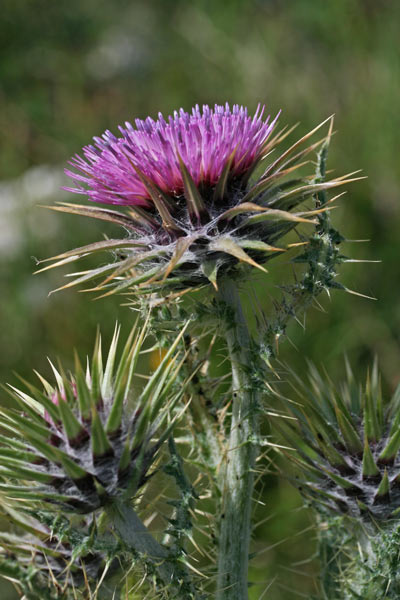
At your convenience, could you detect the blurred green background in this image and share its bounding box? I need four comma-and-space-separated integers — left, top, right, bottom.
1, 0, 399, 598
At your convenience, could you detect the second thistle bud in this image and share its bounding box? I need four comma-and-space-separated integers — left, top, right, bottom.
277, 361, 400, 521
0, 322, 186, 513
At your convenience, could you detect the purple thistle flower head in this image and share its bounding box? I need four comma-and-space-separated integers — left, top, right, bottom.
65, 103, 279, 208
48, 105, 353, 296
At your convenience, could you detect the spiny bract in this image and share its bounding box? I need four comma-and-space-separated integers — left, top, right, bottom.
278, 361, 400, 521
40, 103, 360, 298
0, 322, 186, 513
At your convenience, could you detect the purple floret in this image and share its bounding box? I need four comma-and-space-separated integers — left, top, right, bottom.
65, 103, 279, 207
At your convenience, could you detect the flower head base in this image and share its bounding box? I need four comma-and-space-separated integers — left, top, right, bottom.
43, 104, 360, 297
0, 323, 186, 513
278, 362, 400, 522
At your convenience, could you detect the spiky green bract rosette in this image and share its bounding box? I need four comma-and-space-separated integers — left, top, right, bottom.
277, 361, 400, 521
40, 104, 359, 298
0, 322, 186, 514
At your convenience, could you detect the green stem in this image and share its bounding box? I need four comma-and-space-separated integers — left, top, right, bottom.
216, 278, 259, 600
107, 501, 200, 599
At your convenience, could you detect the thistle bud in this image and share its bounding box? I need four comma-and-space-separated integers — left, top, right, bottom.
40, 104, 359, 297
278, 361, 400, 521
0, 323, 186, 513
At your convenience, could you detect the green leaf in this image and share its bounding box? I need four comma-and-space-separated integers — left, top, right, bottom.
301, 403, 341, 446
371, 358, 384, 429
302, 482, 348, 507
219, 201, 269, 220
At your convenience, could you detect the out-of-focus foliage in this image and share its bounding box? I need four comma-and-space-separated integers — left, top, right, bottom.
1, 1, 399, 598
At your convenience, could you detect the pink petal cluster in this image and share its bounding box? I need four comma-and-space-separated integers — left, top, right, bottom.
65, 103, 279, 207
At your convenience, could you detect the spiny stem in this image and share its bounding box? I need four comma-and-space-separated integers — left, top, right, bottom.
107, 501, 201, 599
216, 277, 259, 600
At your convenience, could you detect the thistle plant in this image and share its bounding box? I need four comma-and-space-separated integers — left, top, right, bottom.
0, 102, 365, 599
